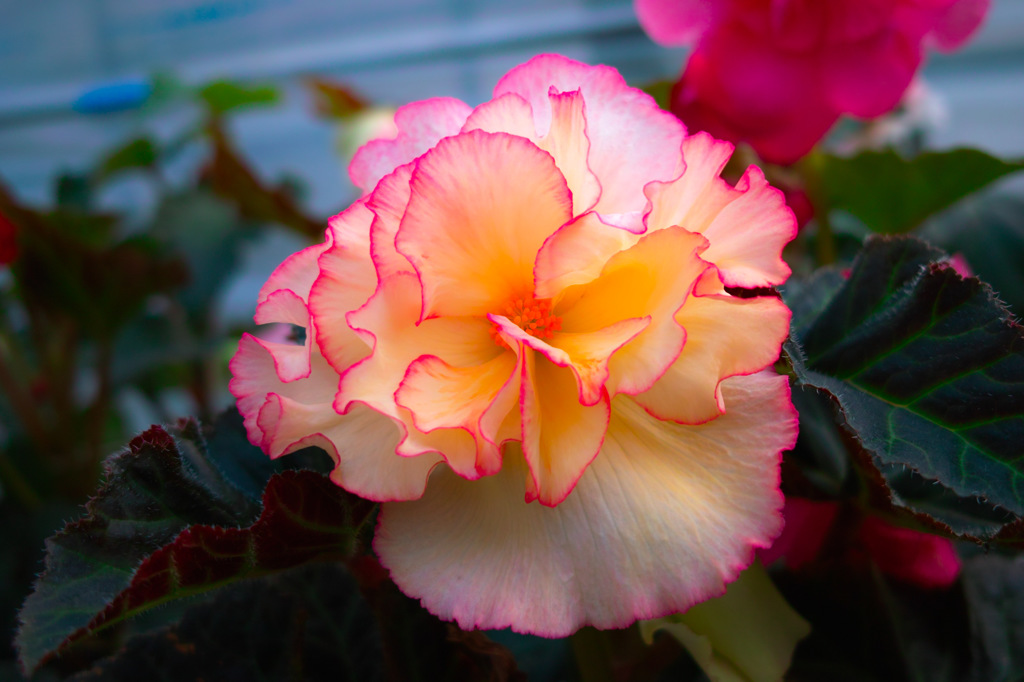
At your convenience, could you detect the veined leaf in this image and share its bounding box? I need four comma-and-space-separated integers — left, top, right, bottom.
14, 415, 340, 674
68, 564, 383, 682
787, 236, 1024, 519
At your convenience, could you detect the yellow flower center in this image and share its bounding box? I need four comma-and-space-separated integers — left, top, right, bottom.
490, 296, 562, 349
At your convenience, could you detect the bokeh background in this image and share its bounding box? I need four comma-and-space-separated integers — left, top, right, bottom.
0, 0, 1022, 480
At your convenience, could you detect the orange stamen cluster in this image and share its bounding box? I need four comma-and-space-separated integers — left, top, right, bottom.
490, 296, 562, 349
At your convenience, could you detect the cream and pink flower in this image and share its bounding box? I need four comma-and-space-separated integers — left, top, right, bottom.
230, 55, 798, 636
635, 0, 990, 164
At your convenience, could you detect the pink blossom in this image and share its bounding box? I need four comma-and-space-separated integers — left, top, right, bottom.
231, 55, 799, 635
759, 497, 962, 588
635, 0, 990, 164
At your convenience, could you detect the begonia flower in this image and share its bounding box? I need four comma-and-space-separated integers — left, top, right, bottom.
634, 0, 990, 164
759, 497, 962, 588
231, 54, 798, 636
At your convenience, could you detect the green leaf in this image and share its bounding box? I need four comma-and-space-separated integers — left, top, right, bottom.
14, 415, 337, 674
67, 564, 384, 682
922, 187, 1024, 315
813, 149, 1024, 234
14, 424, 250, 672
96, 137, 159, 183
640, 562, 810, 682
198, 80, 280, 116
63, 470, 372, 656
787, 236, 1024, 518
639, 79, 674, 111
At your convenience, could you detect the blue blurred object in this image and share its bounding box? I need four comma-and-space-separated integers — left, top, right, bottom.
72, 80, 152, 114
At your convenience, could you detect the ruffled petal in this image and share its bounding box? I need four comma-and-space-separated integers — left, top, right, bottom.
520, 351, 610, 506
228, 333, 339, 445
557, 226, 712, 396
256, 239, 332, 310
534, 211, 641, 299
644, 133, 795, 288
463, 89, 601, 215
339, 273, 499, 478
376, 372, 797, 636
396, 130, 573, 319
494, 54, 685, 214
461, 92, 537, 138
307, 238, 378, 376
258, 395, 440, 502
396, 352, 518, 475
634, 275, 791, 424
349, 97, 472, 193
643, 132, 736, 237
698, 166, 796, 287
365, 164, 416, 279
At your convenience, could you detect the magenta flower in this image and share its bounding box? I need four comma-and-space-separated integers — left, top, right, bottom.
231, 55, 798, 635
635, 0, 990, 164
759, 498, 962, 588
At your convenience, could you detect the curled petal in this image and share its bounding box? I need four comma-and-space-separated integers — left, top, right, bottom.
557, 226, 712, 396
349, 97, 472, 193
366, 164, 417, 278
534, 211, 641, 299
339, 273, 499, 478
396, 353, 518, 475
258, 395, 440, 502
495, 54, 685, 214
644, 133, 795, 287
229, 333, 338, 445
256, 239, 332, 313
397, 130, 573, 319
699, 166, 795, 287
520, 351, 610, 506
376, 372, 797, 636
634, 276, 791, 424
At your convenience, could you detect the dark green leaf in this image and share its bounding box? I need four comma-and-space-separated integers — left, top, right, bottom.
15, 414, 336, 674
96, 137, 159, 182
55, 173, 92, 212
922, 186, 1024, 315
788, 236, 1024, 519
198, 80, 280, 116
814, 149, 1024, 234
68, 564, 383, 682
15, 424, 249, 673
639, 79, 674, 111
57, 470, 373, 659
961, 554, 1024, 682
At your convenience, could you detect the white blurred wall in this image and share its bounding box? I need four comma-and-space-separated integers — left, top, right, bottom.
0, 0, 1021, 215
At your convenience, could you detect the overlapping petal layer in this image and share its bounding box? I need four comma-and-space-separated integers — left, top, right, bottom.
376, 373, 797, 636
231, 54, 798, 635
